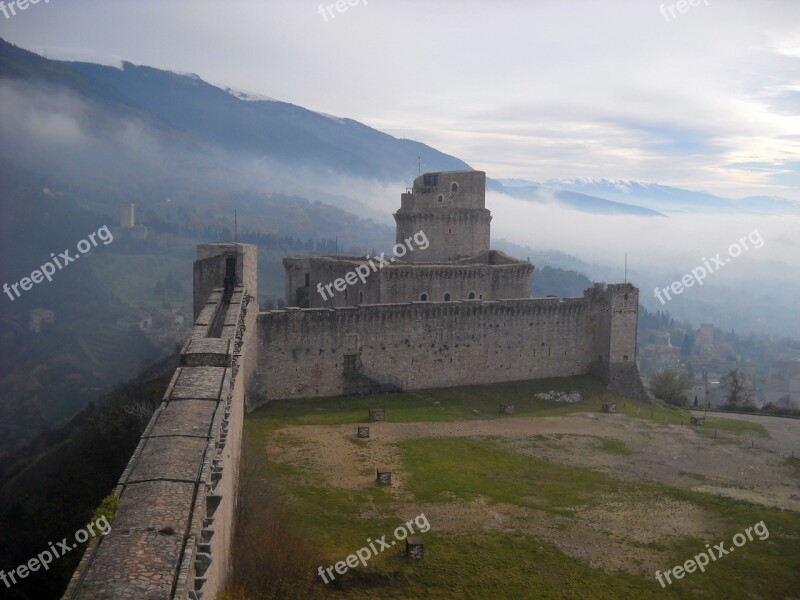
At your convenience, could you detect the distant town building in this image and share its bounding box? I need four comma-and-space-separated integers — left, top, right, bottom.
29, 308, 54, 333
116, 317, 135, 330
689, 381, 725, 407
139, 314, 153, 330
639, 329, 681, 372
695, 324, 716, 354
120, 203, 136, 229
764, 360, 800, 408
116, 202, 149, 239
129, 225, 149, 240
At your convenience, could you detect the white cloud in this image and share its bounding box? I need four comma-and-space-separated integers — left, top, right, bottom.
486, 190, 800, 274
4, 0, 800, 199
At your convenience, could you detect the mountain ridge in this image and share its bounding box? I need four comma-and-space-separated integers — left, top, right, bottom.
0, 39, 668, 218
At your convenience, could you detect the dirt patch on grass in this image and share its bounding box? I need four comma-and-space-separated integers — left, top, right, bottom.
264, 412, 799, 575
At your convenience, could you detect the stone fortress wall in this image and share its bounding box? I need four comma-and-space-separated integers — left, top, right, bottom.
284, 251, 534, 308
253, 283, 642, 404
64, 244, 258, 600
63, 170, 646, 598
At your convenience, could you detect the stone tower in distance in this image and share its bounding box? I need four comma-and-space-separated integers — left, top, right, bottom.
394, 170, 491, 263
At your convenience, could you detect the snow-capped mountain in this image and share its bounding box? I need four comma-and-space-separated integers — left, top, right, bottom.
497, 178, 800, 215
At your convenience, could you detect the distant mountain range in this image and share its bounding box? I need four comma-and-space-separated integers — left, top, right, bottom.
503, 178, 800, 216
4, 38, 798, 221
487, 179, 663, 216
0, 38, 466, 179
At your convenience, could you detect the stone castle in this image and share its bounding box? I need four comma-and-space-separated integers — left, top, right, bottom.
64, 170, 645, 599
262, 170, 643, 403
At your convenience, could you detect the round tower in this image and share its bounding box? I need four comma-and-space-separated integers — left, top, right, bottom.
394, 170, 491, 263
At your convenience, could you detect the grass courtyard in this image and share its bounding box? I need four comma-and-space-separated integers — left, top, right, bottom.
226, 376, 799, 600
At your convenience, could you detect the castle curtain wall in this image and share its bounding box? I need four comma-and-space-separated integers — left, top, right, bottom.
255, 285, 634, 401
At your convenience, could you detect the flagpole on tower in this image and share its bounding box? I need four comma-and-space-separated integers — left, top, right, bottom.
624, 252, 627, 283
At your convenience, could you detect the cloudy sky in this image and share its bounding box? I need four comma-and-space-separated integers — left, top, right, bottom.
2, 0, 799, 200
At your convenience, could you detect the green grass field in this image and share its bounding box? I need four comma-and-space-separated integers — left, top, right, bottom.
235, 376, 796, 600
250, 375, 712, 428
696, 414, 771, 439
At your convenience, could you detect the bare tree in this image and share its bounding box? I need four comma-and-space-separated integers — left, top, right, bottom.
721, 368, 754, 407
123, 399, 157, 423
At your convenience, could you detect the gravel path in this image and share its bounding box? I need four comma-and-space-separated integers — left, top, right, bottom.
691, 410, 800, 457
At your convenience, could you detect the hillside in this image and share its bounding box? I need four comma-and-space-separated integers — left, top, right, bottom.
0, 355, 177, 600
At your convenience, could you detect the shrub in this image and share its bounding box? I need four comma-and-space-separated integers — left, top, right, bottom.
650, 370, 690, 407
223, 451, 325, 600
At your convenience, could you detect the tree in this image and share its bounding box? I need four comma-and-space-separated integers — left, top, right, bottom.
681, 332, 694, 357
166, 269, 181, 293
721, 368, 754, 407
650, 370, 690, 407
122, 399, 156, 423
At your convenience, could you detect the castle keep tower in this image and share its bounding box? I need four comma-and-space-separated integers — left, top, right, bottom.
394, 170, 491, 263
283, 170, 531, 307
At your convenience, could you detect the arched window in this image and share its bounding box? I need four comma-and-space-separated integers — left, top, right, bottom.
468, 292, 475, 300
420, 293, 428, 301
437, 195, 443, 202
451, 182, 458, 193
444, 292, 451, 301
